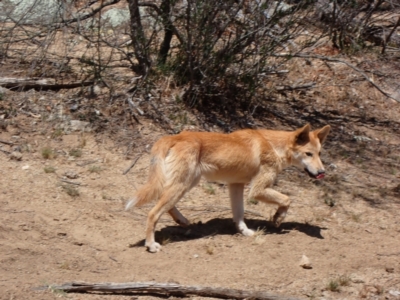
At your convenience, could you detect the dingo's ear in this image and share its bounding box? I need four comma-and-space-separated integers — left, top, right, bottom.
295, 124, 311, 145
315, 125, 331, 144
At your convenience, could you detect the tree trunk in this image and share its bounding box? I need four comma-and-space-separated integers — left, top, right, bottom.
127, 0, 151, 74
157, 0, 174, 66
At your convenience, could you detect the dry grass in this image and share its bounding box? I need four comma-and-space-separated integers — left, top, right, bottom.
203, 183, 216, 195
43, 166, 56, 173
41, 147, 56, 159
327, 279, 340, 292
88, 165, 103, 173
205, 244, 215, 255
327, 275, 351, 292
61, 184, 80, 198
247, 198, 259, 205
69, 148, 82, 158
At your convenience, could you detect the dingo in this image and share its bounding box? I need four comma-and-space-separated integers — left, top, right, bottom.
126, 124, 330, 252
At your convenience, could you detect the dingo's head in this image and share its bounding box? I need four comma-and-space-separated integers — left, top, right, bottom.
291, 124, 331, 179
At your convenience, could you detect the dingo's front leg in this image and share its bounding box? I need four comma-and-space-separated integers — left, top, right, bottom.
249, 187, 290, 227
249, 169, 290, 227
229, 183, 255, 236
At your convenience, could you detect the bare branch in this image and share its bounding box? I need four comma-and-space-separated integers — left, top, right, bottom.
56, 0, 122, 27
382, 17, 400, 54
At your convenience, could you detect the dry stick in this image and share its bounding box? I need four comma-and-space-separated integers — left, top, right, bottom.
60, 179, 82, 186
123, 154, 143, 175
0, 139, 13, 145
0, 148, 10, 155
276, 82, 316, 92
76, 160, 99, 167
41, 281, 299, 300
382, 17, 400, 55
272, 53, 400, 103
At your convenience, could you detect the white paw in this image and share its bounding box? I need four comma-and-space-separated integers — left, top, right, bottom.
146, 242, 162, 253
241, 228, 255, 236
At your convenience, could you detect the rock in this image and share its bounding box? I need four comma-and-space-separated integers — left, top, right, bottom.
386, 266, 394, 273
299, 254, 312, 269
353, 135, 372, 142
389, 290, 400, 296
88, 85, 101, 97
0, 0, 67, 25
68, 120, 91, 132
350, 274, 365, 284
64, 170, 79, 179
10, 151, 22, 161
102, 8, 130, 27
0, 86, 11, 96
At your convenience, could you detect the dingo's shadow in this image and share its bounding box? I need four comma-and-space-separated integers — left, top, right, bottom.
131, 218, 326, 247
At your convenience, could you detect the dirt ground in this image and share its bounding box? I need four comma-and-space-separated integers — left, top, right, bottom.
1, 98, 400, 300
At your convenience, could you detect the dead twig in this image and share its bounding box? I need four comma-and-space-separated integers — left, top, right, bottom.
56, 0, 121, 27
123, 154, 143, 175
76, 160, 100, 167
0, 148, 11, 155
276, 82, 316, 92
60, 179, 82, 186
0, 139, 13, 145
38, 281, 299, 300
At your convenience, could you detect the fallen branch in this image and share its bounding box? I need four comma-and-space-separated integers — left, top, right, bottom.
40, 281, 299, 300
0, 77, 95, 91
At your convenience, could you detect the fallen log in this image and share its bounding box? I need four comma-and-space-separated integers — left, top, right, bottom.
0, 77, 94, 90
39, 281, 300, 300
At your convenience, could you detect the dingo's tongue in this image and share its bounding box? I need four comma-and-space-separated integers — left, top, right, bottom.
316, 173, 325, 179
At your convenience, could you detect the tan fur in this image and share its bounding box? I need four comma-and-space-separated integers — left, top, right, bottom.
126, 124, 331, 252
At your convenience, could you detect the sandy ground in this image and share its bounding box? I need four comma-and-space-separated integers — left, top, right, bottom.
1, 115, 400, 300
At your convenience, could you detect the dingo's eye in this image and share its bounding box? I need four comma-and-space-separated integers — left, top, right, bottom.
306, 152, 313, 157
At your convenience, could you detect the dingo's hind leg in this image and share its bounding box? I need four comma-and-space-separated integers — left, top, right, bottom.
145, 171, 200, 252
145, 184, 188, 252
229, 183, 254, 236
168, 206, 190, 227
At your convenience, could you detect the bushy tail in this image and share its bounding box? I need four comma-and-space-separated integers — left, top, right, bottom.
125, 138, 172, 210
